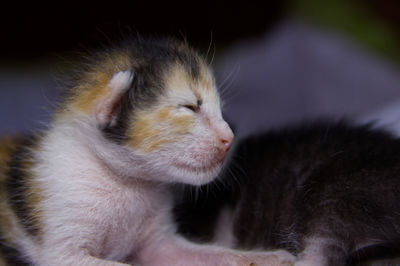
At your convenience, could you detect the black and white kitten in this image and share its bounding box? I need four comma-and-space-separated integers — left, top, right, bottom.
174, 120, 400, 266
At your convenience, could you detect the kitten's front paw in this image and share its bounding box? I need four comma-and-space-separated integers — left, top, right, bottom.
232, 250, 296, 266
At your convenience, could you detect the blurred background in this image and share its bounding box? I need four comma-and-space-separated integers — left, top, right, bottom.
1, 0, 400, 137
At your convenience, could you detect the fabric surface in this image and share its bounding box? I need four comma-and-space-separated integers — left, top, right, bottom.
216, 20, 400, 138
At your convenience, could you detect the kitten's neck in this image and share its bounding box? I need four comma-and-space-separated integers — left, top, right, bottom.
38, 118, 165, 189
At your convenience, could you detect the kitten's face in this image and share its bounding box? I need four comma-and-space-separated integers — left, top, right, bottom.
68, 40, 233, 185
127, 63, 233, 185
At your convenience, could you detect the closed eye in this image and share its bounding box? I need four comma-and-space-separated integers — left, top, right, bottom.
181, 99, 202, 113
182, 104, 198, 112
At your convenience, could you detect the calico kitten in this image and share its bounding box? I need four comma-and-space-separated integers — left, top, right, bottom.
0, 37, 295, 265
175, 121, 400, 266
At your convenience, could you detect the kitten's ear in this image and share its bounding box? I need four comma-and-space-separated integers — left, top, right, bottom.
95, 70, 134, 127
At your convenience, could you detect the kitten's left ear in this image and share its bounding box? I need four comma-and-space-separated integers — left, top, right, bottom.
95, 70, 134, 127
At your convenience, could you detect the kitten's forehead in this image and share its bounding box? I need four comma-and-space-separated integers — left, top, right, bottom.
163, 62, 219, 108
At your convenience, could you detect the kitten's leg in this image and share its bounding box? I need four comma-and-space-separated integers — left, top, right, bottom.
36, 234, 131, 266
76, 255, 131, 266
295, 237, 348, 266
137, 234, 296, 266
38, 252, 130, 266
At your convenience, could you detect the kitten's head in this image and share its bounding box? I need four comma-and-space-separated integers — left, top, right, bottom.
66, 38, 233, 185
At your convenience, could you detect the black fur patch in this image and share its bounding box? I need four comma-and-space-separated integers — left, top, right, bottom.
175, 120, 400, 264
173, 182, 236, 243
0, 241, 31, 266
5, 136, 40, 237
101, 38, 204, 144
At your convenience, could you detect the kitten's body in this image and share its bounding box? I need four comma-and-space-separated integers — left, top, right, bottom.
0, 38, 295, 265
175, 121, 400, 266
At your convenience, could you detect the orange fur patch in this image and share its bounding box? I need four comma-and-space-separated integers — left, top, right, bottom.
165, 65, 193, 94
0, 195, 13, 242
0, 137, 20, 181
165, 63, 218, 106
168, 63, 218, 108
126, 62, 219, 153
72, 73, 111, 114
0, 200, 18, 243
68, 50, 133, 116
198, 62, 215, 91
0, 136, 45, 239
0, 137, 22, 243
156, 107, 195, 130
128, 115, 164, 152
199, 63, 219, 107
127, 107, 195, 153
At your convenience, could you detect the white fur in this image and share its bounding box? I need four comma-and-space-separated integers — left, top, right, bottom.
12, 71, 295, 265
16, 119, 295, 265
96, 70, 134, 126
212, 206, 236, 248
152, 81, 234, 186
295, 237, 340, 266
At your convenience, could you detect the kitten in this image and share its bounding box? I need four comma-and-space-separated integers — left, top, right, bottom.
0, 38, 295, 265
174, 121, 400, 266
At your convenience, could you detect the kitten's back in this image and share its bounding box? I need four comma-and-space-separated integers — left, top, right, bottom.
175, 120, 400, 265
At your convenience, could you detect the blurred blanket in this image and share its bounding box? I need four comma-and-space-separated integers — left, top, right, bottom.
215, 20, 400, 138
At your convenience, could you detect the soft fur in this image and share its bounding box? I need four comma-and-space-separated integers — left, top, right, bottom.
175, 120, 400, 266
0, 38, 295, 265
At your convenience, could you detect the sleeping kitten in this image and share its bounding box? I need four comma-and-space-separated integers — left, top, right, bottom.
174, 121, 400, 266
0, 38, 295, 265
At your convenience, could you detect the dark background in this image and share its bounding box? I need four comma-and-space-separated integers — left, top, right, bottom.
0, 2, 286, 62
2, 0, 400, 136
2, 0, 399, 62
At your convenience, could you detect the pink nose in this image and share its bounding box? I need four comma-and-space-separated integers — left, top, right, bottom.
216, 122, 234, 153
220, 131, 234, 152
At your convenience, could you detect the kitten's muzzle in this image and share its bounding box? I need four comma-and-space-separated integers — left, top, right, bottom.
215, 120, 234, 155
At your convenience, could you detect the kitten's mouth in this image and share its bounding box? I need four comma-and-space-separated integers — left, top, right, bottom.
169, 154, 227, 185
173, 158, 223, 173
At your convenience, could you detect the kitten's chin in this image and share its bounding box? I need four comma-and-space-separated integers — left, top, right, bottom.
168, 161, 223, 186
